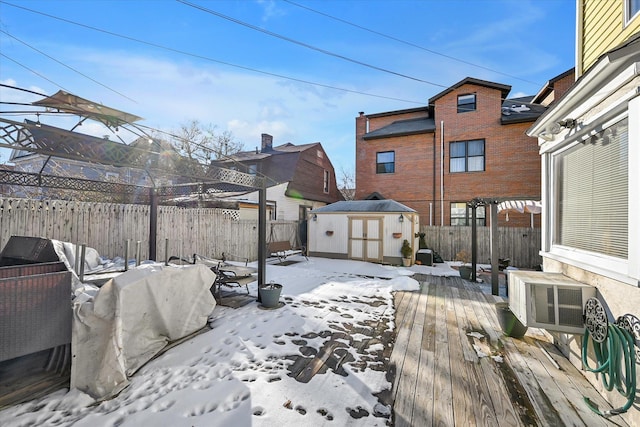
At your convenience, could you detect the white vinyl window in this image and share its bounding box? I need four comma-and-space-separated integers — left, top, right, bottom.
554, 118, 628, 258
625, 0, 640, 24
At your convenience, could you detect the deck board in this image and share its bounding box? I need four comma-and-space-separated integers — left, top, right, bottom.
390, 274, 630, 427
411, 281, 436, 427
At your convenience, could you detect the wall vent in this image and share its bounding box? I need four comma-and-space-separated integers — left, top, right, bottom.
508, 271, 596, 334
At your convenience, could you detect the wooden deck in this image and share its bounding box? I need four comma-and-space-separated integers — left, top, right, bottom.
390, 275, 630, 427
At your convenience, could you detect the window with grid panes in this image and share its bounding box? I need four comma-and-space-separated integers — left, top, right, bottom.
450, 140, 484, 172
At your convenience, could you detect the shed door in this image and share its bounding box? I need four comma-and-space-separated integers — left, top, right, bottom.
348, 217, 383, 263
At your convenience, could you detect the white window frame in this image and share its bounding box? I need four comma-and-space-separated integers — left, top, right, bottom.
625, 0, 640, 25
545, 110, 636, 285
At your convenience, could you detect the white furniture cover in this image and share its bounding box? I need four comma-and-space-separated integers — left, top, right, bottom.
71, 263, 216, 399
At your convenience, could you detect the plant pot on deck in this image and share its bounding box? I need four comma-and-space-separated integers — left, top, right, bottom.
258, 283, 283, 308
458, 265, 473, 280
495, 302, 528, 338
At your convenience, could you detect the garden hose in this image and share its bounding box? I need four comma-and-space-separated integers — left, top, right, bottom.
582, 300, 637, 417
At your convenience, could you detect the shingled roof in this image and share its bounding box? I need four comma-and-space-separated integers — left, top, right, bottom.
363, 117, 435, 140
312, 199, 416, 213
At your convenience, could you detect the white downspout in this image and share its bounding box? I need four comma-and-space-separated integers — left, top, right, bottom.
440, 120, 444, 226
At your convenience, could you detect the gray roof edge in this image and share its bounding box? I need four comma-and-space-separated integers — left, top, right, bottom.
312, 199, 416, 213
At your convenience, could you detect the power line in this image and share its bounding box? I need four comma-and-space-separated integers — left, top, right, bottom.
0, 53, 71, 92
0, 29, 137, 104
0, 1, 426, 105
177, 0, 448, 88
282, 0, 542, 88
0, 83, 48, 97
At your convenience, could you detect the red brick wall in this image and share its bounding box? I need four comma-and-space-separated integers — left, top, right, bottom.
355, 83, 542, 228
551, 72, 575, 104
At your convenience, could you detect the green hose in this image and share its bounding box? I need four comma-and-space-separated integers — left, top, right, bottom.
582, 323, 637, 416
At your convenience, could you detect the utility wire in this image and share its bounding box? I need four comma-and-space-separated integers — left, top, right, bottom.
0, 53, 71, 92
177, 0, 448, 88
0, 30, 137, 104
0, 1, 550, 118
282, 0, 542, 88
0, 83, 48, 97
0, 1, 426, 105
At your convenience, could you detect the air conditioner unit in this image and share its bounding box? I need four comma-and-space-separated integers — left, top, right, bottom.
508, 271, 596, 334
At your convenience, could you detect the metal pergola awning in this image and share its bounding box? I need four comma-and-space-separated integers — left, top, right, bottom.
0, 89, 270, 289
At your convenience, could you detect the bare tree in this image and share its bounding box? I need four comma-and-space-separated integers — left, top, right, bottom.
170, 120, 244, 163
338, 165, 356, 200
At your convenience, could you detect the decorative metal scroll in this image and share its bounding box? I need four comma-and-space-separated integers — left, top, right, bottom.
0, 169, 141, 195
584, 297, 608, 343
615, 314, 640, 364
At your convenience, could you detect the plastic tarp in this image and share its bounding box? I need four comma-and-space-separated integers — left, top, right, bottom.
70, 263, 216, 400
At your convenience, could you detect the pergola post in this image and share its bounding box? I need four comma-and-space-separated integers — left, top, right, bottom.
257, 186, 267, 302
471, 202, 477, 282
490, 201, 499, 295
149, 188, 158, 261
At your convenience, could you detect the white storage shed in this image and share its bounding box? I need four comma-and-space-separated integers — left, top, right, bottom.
307, 200, 419, 265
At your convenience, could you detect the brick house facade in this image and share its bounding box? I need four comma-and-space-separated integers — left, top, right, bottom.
355, 74, 573, 228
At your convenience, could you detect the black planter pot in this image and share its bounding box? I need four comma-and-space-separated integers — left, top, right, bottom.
495, 302, 528, 338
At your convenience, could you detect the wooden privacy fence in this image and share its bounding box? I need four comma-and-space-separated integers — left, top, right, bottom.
421, 225, 542, 269
0, 198, 299, 262
0, 198, 539, 267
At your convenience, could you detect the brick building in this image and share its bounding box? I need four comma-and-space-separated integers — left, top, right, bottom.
355, 74, 573, 228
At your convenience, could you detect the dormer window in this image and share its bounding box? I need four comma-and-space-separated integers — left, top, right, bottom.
457, 94, 476, 113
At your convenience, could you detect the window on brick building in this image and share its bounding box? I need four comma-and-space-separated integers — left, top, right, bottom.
450, 140, 484, 172
451, 202, 486, 226
323, 169, 330, 193
457, 94, 476, 113
376, 151, 395, 173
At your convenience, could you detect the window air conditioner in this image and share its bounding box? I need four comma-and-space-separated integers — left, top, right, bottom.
507, 271, 596, 334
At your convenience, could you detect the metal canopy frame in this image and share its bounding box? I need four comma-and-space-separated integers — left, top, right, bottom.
0, 90, 268, 287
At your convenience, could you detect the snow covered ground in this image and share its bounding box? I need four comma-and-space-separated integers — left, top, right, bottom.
0, 257, 465, 427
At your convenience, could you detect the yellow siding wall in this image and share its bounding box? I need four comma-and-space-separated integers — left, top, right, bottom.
579, 0, 640, 76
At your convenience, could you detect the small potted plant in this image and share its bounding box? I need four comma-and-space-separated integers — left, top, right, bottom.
455, 250, 473, 280
400, 239, 413, 267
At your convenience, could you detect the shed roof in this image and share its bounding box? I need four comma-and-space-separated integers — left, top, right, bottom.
312, 200, 416, 213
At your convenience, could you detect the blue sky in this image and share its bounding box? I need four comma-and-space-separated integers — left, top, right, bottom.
0, 0, 575, 172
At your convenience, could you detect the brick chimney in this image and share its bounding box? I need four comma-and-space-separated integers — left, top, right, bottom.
356, 112, 367, 140
261, 133, 273, 152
